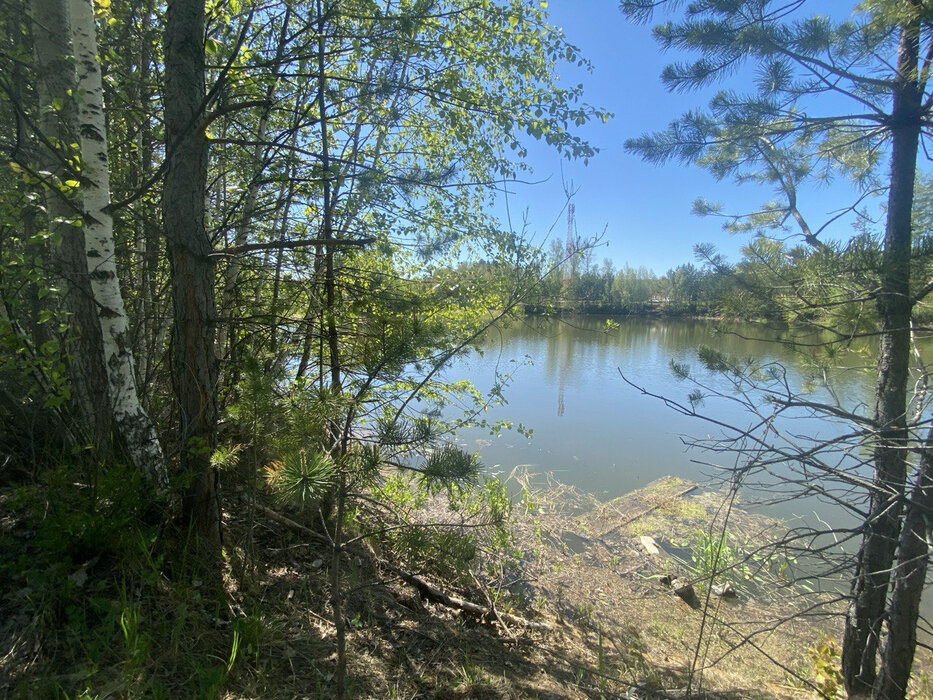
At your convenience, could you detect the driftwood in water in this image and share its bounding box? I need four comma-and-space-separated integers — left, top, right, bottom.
598, 483, 700, 539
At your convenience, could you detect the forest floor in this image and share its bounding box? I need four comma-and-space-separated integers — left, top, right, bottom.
3, 473, 933, 698
223, 472, 933, 699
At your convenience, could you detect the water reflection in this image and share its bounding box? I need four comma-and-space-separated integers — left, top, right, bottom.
446, 315, 880, 515
443, 315, 933, 628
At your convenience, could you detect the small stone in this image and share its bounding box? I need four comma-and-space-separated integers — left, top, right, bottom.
639, 535, 660, 555
671, 578, 699, 608
712, 582, 737, 598
311, 558, 324, 569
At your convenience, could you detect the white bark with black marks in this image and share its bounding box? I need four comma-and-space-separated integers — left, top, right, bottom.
30, 0, 110, 445
68, 0, 167, 488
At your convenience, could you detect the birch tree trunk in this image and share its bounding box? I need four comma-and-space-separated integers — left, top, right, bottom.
30, 0, 110, 446
68, 0, 167, 488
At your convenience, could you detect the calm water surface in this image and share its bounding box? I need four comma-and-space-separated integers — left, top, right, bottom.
445, 316, 880, 523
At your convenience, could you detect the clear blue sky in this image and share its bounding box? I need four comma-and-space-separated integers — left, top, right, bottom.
496, 0, 874, 275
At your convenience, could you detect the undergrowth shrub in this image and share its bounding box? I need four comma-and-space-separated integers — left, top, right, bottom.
0, 455, 244, 698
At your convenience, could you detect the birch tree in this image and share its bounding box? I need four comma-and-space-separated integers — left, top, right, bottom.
26, 0, 167, 487
29, 0, 110, 445
69, 0, 167, 487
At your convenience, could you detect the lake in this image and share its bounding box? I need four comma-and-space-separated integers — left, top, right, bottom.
443, 315, 881, 527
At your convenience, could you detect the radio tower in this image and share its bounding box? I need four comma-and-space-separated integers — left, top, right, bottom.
562, 202, 575, 287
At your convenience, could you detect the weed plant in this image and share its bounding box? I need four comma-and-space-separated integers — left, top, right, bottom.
1, 455, 243, 698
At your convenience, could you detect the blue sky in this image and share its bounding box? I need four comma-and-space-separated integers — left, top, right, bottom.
497, 0, 875, 275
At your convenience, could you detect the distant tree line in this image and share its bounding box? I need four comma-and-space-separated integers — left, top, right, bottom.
519, 221, 933, 329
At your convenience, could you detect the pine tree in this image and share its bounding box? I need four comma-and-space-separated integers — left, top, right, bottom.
623, 0, 933, 695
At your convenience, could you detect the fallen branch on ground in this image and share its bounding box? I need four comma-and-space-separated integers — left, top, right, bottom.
242, 498, 551, 630
382, 561, 553, 631
241, 497, 331, 545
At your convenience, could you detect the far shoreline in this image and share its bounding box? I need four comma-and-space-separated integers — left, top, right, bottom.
523, 303, 741, 324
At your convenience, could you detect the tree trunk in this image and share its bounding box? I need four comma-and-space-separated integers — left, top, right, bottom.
68, 0, 167, 486
317, 0, 341, 395
129, 0, 162, 396
841, 13, 922, 697
268, 170, 298, 360
163, 0, 220, 547
9, 14, 49, 352
874, 428, 933, 700
29, 0, 110, 447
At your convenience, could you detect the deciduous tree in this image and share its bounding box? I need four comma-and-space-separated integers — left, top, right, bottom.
25, 0, 166, 486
